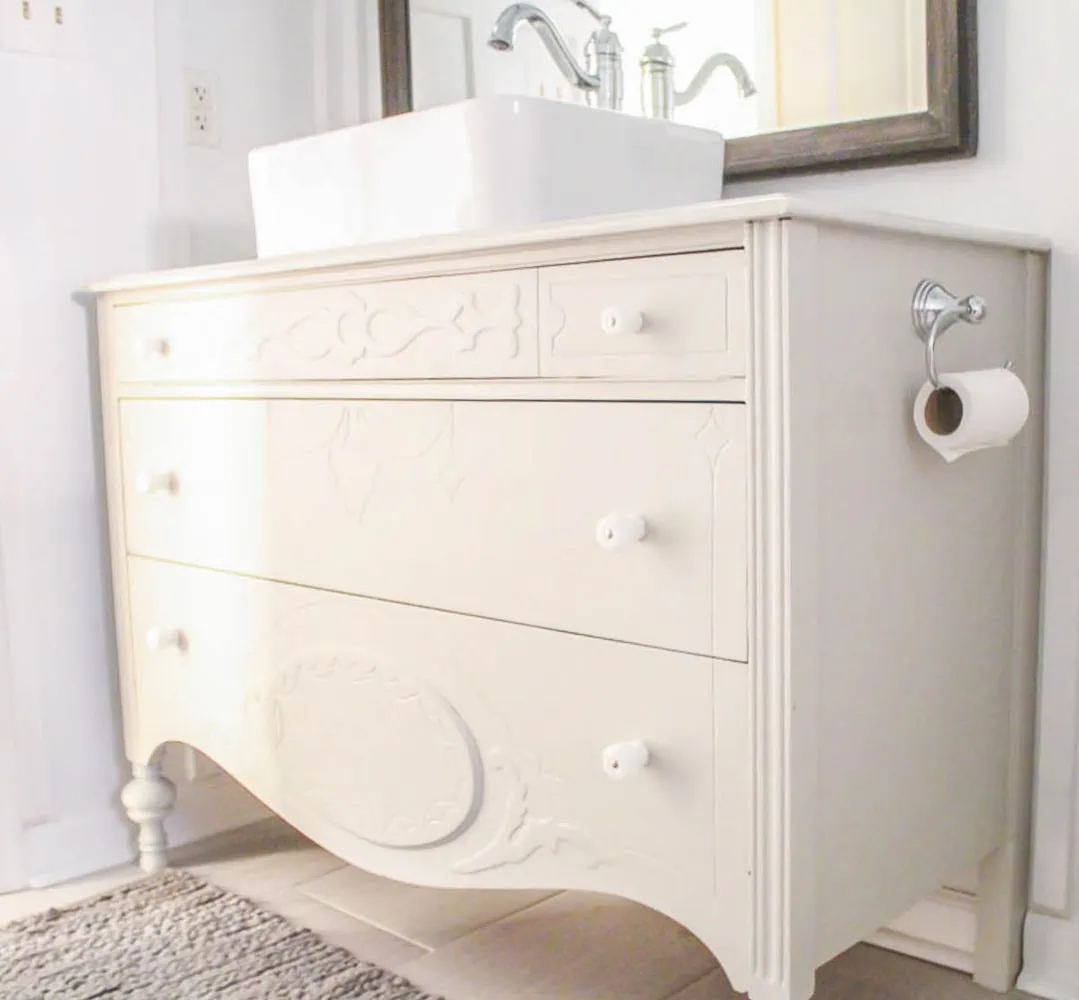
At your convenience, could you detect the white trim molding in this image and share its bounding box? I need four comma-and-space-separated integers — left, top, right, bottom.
0, 546, 22, 893
1021, 912, 1079, 1000
1018, 247, 1079, 998
313, 0, 377, 132
23, 810, 131, 890
19, 770, 270, 889
868, 890, 978, 974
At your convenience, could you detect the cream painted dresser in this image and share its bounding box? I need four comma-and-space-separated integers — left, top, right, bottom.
90, 196, 1048, 1000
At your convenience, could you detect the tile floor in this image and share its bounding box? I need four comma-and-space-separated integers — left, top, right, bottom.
0, 819, 1037, 1000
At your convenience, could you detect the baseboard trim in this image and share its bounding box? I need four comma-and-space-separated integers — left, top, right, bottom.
1019, 978, 1079, 1000
1018, 911, 1079, 1000
866, 889, 978, 973
23, 809, 132, 888
21, 767, 271, 888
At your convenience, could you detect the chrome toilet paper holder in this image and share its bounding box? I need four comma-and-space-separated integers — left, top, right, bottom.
911, 279, 1002, 387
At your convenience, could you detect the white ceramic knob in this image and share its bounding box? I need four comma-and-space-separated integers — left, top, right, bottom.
602, 740, 651, 779
145, 626, 185, 652
596, 512, 647, 550
135, 336, 170, 359
135, 471, 178, 495
600, 306, 644, 336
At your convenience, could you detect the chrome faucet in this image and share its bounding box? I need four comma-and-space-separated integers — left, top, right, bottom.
488, 2, 624, 112
640, 23, 757, 122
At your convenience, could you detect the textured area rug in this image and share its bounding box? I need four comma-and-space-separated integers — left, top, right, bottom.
0, 870, 442, 999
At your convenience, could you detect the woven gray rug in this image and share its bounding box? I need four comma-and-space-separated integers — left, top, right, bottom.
0, 870, 443, 999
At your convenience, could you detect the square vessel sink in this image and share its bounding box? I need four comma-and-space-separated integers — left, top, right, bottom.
248, 95, 726, 258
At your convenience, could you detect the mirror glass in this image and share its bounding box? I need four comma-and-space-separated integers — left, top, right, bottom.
407, 0, 928, 139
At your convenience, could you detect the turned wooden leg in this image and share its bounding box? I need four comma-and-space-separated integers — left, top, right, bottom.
121, 763, 176, 874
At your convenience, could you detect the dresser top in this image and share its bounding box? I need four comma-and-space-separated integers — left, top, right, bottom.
88, 194, 1050, 295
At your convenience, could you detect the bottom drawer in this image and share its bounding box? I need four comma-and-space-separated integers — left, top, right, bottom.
124, 557, 751, 927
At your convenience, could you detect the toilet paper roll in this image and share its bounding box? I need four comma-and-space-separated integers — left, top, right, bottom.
913, 367, 1030, 463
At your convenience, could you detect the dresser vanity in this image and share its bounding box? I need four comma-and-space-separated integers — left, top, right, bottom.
90, 196, 1046, 1000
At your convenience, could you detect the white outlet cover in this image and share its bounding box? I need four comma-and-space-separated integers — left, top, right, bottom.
185, 70, 221, 147
186, 107, 221, 148
186, 70, 219, 110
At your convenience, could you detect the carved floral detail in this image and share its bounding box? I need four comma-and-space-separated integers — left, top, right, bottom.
453, 747, 616, 874
269, 650, 482, 849
247, 283, 525, 366
694, 407, 733, 468
268, 401, 465, 529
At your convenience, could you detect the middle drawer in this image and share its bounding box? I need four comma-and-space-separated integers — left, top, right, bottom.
119, 399, 747, 660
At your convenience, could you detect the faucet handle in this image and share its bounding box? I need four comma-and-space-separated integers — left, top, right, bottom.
571, 0, 617, 30
570, 0, 606, 22
652, 22, 689, 39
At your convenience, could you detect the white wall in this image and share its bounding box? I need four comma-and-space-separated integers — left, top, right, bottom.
157, 0, 317, 267
728, 2, 1079, 997
0, 0, 315, 891
0, 0, 162, 887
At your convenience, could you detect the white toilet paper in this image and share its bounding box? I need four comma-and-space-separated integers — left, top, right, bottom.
913, 367, 1030, 463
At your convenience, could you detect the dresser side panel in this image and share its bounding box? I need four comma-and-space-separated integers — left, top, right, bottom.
94, 296, 140, 757
787, 222, 1045, 964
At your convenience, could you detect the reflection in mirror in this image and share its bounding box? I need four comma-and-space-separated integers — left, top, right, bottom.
408, 0, 928, 139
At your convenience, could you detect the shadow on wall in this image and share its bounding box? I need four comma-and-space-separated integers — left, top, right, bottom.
150, 222, 260, 270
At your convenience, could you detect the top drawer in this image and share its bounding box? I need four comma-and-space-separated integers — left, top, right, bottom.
539, 250, 747, 379
109, 269, 540, 383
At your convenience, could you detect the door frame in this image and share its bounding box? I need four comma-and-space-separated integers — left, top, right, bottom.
0, 543, 25, 894
312, 0, 383, 132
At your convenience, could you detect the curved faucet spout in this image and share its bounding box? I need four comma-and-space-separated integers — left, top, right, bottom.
675, 52, 757, 106
489, 3, 599, 93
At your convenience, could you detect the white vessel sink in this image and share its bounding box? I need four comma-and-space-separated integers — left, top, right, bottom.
248, 95, 726, 258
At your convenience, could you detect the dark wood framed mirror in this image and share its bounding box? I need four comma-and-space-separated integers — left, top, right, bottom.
376, 0, 976, 181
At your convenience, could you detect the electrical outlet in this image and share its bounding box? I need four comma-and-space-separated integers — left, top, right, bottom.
185, 71, 221, 147
186, 71, 218, 110
187, 108, 221, 147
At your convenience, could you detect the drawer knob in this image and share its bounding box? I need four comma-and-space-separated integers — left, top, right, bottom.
135, 336, 170, 359
600, 307, 644, 336
596, 512, 647, 550
145, 626, 186, 652
602, 740, 651, 779
135, 471, 178, 496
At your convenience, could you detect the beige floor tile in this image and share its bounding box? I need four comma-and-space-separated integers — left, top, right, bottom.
176, 820, 346, 902
299, 864, 557, 949
261, 885, 428, 971
814, 944, 1036, 1000
0, 819, 1044, 1000
662, 946, 1042, 1000
398, 891, 716, 1000
662, 969, 730, 1000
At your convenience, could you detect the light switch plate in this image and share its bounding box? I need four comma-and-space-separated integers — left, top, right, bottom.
0, 0, 85, 57
50, 1, 86, 59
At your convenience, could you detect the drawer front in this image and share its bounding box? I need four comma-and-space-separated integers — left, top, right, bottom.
125, 556, 750, 920
538, 251, 748, 379
109, 269, 539, 383
119, 399, 747, 660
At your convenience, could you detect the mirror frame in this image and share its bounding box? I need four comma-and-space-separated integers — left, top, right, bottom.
377, 0, 976, 180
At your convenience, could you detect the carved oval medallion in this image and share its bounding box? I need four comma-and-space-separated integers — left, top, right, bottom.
271, 652, 481, 848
